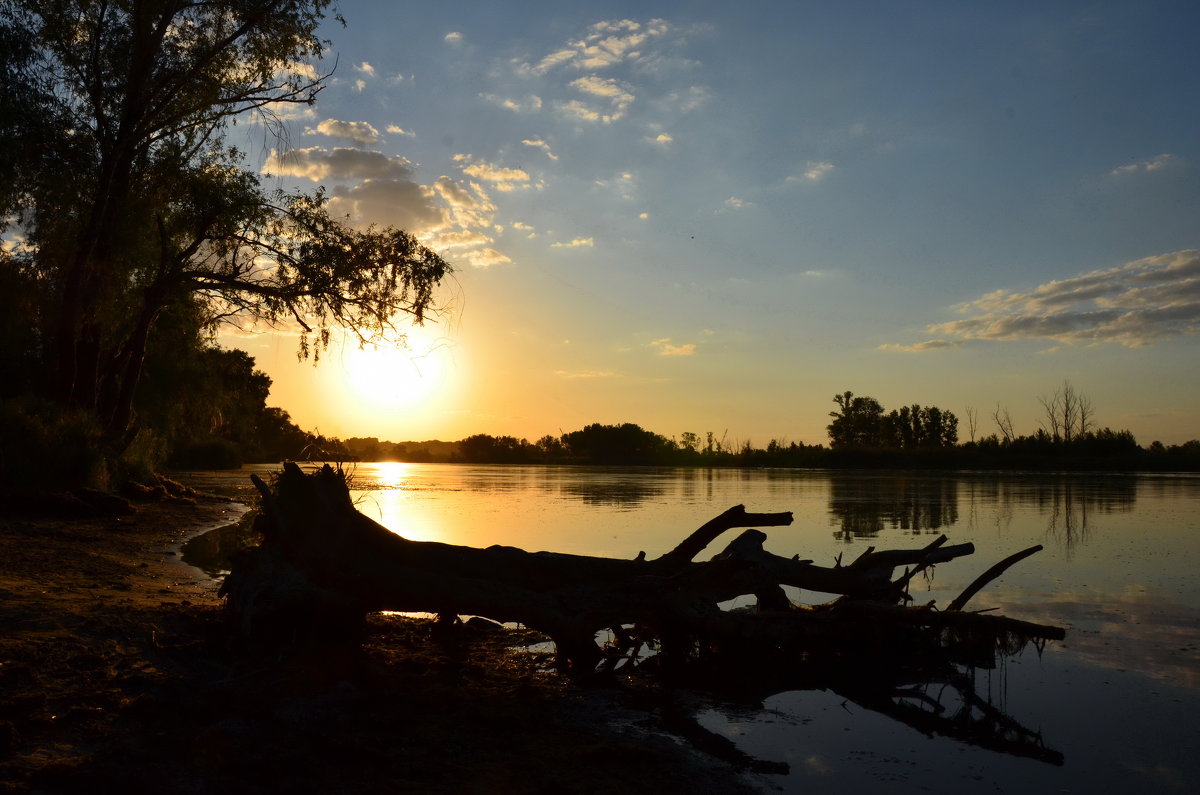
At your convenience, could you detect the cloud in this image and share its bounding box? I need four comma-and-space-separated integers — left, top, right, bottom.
281, 62, 320, 81
522, 18, 671, 74
326, 179, 446, 232
456, 157, 531, 192
899, 250, 1200, 349
662, 85, 711, 113
650, 132, 673, 145
432, 176, 497, 229
1110, 153, 1178, 176
263, 147, 413, 181
551, 237, 594, 248
444, 31, 462, 44
355, 62, 375, 76
386, 124, 415, 137
353, 79, 366, 93
787, 161, 835, 183
555, 369, 618, 379
305, 119, 381, 145
722, 196, 750, 211
522, 138, 559, 160
480, 93, 544, 112
878, 340, 963, 352
458, 248, 512, 267
649, 337, 696, 356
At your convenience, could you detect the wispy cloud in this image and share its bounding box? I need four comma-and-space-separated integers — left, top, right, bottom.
787, 161, 835, 183
878, 339, 964, 352
1110, 153, 1178, 176
304, 119, 380, 145
721, 196, 750, 211
454, 155, 531, 192
480, 93, 543, 112
566, 75, 635, 122
355, 62, 375, 76
386, 124, 415, 137
551, 237, 594, 248
555, 369, 618, 379
649, 337, 696, 356
521, 138, 559, 160
521, 18, 671, 74
444, 31, 463, 44
891, 250, 1200, 350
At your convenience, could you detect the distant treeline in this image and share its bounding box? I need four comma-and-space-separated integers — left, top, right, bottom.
333, 416, 1200, 473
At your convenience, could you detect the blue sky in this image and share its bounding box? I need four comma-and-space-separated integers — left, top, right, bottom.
226, 0, 1200, 445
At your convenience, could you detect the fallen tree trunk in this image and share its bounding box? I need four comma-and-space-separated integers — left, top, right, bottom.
222, 463, 1065, 670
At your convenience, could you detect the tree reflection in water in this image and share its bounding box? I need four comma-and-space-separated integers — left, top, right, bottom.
828, 474, 959, 541
620, 621, 1062, 773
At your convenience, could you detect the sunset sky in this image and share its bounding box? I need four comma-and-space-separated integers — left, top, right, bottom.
222, 0, 1200, 447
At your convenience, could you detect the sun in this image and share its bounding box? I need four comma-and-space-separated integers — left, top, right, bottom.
337, 327, 454, 414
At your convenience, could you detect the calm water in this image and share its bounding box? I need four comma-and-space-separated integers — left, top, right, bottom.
179, 464, 1200, 793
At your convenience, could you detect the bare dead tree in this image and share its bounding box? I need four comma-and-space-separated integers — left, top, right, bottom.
965, 406, 978, 443
992, 403, 1015, 443
1041, 381, 1095, 443
1039, 390, 1063, 441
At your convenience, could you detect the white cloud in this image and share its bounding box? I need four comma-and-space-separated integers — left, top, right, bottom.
444, 31, 463, 44
896, 250, 1200, 349
355, 62, 375, 76
386, 124, 415, 137
1110, 153, 1178, 176
787, 161, 835, 183
353, 79, 366, 93
522, 138, 559, 160
458, 248, 512, 267
520, 18, 672, 74
551, 237, 594, 248
457, 157, 531, 192
480, 93, 543, 112
722, 196, 750, 210
304, 119, 381, 145
649, 337, 696, 356
651, 132, 673, 145
262, 147, 413, 181
281, 62, 320, 81
639, 212, 649, 220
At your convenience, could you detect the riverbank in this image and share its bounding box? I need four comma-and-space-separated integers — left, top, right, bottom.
0, 494, 755, 793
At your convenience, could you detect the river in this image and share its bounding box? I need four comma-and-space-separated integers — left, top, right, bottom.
177, 463, 1200, 793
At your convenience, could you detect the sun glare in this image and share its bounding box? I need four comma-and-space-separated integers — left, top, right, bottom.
336, 327, 455, 418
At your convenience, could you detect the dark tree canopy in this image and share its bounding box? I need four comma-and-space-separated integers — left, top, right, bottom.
0, 1, 452, 481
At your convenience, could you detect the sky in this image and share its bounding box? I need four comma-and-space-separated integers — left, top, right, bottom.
221, 0, 1200, 447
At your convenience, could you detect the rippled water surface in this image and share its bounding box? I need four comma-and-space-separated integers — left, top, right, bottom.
178, 464, 1200, 792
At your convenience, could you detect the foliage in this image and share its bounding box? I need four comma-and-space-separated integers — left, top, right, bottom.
0, 1, 451, 489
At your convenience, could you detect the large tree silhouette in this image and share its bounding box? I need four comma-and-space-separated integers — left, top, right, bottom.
0, 1, 450, 452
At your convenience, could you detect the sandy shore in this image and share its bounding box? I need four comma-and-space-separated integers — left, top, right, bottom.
0, 495, 756, 793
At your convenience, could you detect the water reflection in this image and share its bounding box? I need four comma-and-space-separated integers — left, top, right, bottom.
827, 474, 958, 541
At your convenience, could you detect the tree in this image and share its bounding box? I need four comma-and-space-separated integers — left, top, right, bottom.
992, 403, 1015, 444
1038, 380, 1095, 444
827, 391, 884, 449
1, 1, 451, 461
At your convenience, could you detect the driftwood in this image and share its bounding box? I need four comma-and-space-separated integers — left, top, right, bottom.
221, 463, 1065, 674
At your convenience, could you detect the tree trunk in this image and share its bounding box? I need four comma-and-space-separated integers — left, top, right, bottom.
222, 464, 1065, 671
